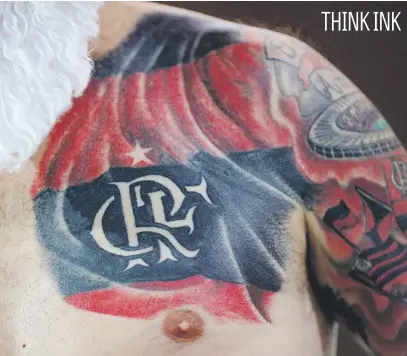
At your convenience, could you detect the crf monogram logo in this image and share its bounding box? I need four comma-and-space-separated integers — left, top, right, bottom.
90, 174, 213, 271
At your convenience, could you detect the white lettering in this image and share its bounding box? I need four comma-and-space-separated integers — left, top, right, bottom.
90, 174, 212, 270
360, 12, 370, 31
392, 12, 401, 31
374, 12, 379, 31
348, 12, 359, 31
321, 11, 330, 31
331, 11, 341, 31
380, 12, 390, 31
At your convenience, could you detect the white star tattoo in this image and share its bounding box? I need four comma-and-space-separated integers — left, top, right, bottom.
126, 141, 153, 166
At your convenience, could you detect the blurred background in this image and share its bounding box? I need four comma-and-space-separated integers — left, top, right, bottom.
160, 2, 407, 355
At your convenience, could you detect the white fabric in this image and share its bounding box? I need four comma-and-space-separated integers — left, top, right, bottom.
0, 1, 103, 171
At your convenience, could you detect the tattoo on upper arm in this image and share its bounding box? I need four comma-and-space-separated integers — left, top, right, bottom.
263, 30, 407, 354
30, 13, 406, 354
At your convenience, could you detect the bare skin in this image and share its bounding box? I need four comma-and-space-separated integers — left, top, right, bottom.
1, 2, 406, 356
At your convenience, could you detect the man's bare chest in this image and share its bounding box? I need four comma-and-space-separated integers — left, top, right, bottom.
0, 238, 329, 356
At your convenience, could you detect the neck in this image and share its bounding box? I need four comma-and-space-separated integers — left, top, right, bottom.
90, 2, 147, 60
91, 2, 192, 59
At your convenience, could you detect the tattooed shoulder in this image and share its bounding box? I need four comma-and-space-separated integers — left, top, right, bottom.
262, 24, 407, 356
4, 11, 404, 356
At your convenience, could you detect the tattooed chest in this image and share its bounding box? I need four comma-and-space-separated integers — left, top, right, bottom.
34, 142, 310, 323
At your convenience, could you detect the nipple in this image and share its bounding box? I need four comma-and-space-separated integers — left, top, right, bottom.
162, 309, 205, 343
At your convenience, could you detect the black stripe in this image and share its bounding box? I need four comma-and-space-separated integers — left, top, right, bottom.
359, 237, 394, 259
370, 247, 405, 280
369, 243, 404, 265
376, 252, 407, 288
93, 13, 242, 78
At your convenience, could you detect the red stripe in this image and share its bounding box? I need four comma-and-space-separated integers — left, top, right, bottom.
374, 249, 407, 284
65, 276, 274, 323
368, 240, 400, 262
